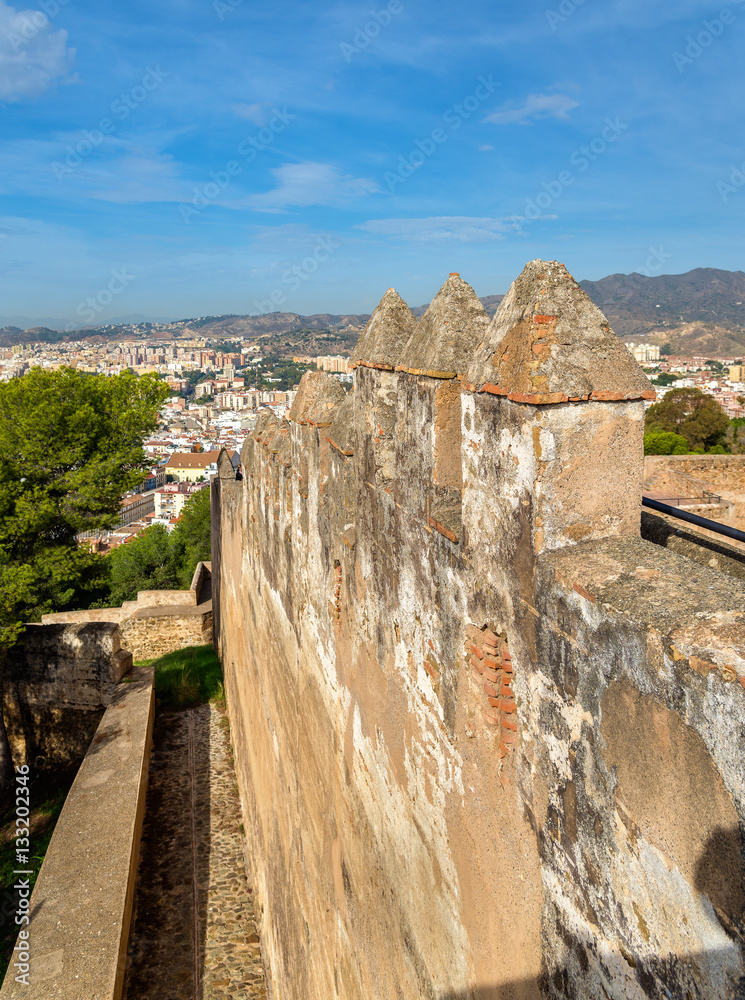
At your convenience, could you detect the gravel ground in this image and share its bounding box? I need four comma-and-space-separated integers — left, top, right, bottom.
123, 702, 269, 1000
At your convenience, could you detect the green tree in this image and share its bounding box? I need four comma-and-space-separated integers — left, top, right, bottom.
0, 368, 167, 791
645, 388, 729, 451
106, 524, 179, 604
660, 342, 673, 356
651, 372, 679, 387
170, 488, 212, 588
643, 432, 689, 455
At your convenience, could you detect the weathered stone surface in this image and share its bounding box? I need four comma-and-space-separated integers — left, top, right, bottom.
399, 273, 490, 377
4, 622, 133, 766
289, 369, 347, 426
212, 262, 745, 1000
352, 288, 416, 370
0, 668, 154, 1000
467, 259, 655, 402
120, 606, 213, 662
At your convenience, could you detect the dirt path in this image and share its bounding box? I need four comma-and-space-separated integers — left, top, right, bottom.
123, 702, 269, 1000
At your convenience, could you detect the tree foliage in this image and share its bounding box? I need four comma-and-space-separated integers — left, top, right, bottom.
170, 487, 211, 588
644, 388, 729, 452
643, 432, 690, 455
102, 487, 211, 604
0, 368, 168, 647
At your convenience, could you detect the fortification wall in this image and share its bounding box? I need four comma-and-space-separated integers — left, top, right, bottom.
4, 622, 133, 766
213, 261, 745, 999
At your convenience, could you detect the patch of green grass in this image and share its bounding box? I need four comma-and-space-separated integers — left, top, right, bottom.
135, 645, 224, 711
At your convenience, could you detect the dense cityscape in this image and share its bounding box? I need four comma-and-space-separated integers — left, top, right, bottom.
0, 333, 353, 553
0, 329, 742, 556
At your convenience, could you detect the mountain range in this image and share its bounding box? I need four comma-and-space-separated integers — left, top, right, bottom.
2, 267, 744, 357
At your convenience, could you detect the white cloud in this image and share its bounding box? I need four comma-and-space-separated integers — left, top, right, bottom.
232, 102, 264, 124
249, 162, 379, 212
484, 93, 580, 126
358, 216, 524, 244
0, 0, 75, 101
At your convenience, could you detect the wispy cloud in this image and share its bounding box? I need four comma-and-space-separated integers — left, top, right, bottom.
232, 102, 265, 124
0, 132, 188, 203
0, 0, 75, 101
249, 162, 379, 212
358, 216, 523, 244
484, 93, 580, 126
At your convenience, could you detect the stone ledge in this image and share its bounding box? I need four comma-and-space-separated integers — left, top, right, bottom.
0, 667, 154, 1000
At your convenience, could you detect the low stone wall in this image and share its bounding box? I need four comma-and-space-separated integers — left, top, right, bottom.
39, 607, 127, 625
121, 606, 213, 662
0, 667, 154, 1000
133, 589, 196, 608
4, 623, 133, 767
642, 510, 745, 581
645, 453, 745, 480
41, 564, 214, 664
190, 560, 212, 603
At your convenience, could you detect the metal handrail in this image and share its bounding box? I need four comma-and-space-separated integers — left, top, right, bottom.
642, 496, 745, 545
649, 494, 723, 507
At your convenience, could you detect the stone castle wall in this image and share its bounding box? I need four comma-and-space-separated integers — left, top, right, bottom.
42, 562, 213, 662
212, 261, 745, 999
4, 622, 133, 767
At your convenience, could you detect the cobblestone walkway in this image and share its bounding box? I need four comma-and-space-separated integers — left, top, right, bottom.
123, 702, 269, 1000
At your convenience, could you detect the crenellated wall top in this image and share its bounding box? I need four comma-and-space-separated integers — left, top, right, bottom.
353, 259, 655, 404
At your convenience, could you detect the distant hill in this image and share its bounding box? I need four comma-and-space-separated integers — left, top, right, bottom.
3, 267, 745, 358
579, 268, 745, 353
179, 312, 370, 338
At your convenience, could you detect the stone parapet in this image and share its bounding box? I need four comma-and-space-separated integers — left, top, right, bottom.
4, 623, 133, 767
40, 565, 213, 663
0, 668, 154, 1000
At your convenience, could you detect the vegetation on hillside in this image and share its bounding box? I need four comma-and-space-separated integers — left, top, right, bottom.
644, 387, 732, 455
0, 368, 168, 645
140, 645, 224, 711
0, 367, 168, 792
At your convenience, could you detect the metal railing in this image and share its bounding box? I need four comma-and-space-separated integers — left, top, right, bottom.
648, 491, 723, 507
642, 496, 745, 545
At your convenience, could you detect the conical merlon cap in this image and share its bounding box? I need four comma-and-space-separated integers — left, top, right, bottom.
289, 370, 347, 426
352, 289, 416, 370
400, 273, 490, 377
466, 260, 655, 403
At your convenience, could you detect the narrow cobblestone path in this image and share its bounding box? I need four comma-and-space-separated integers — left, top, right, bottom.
123, 702, 269, 1000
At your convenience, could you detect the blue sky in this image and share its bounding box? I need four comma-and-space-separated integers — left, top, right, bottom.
0, 0, 743, 326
